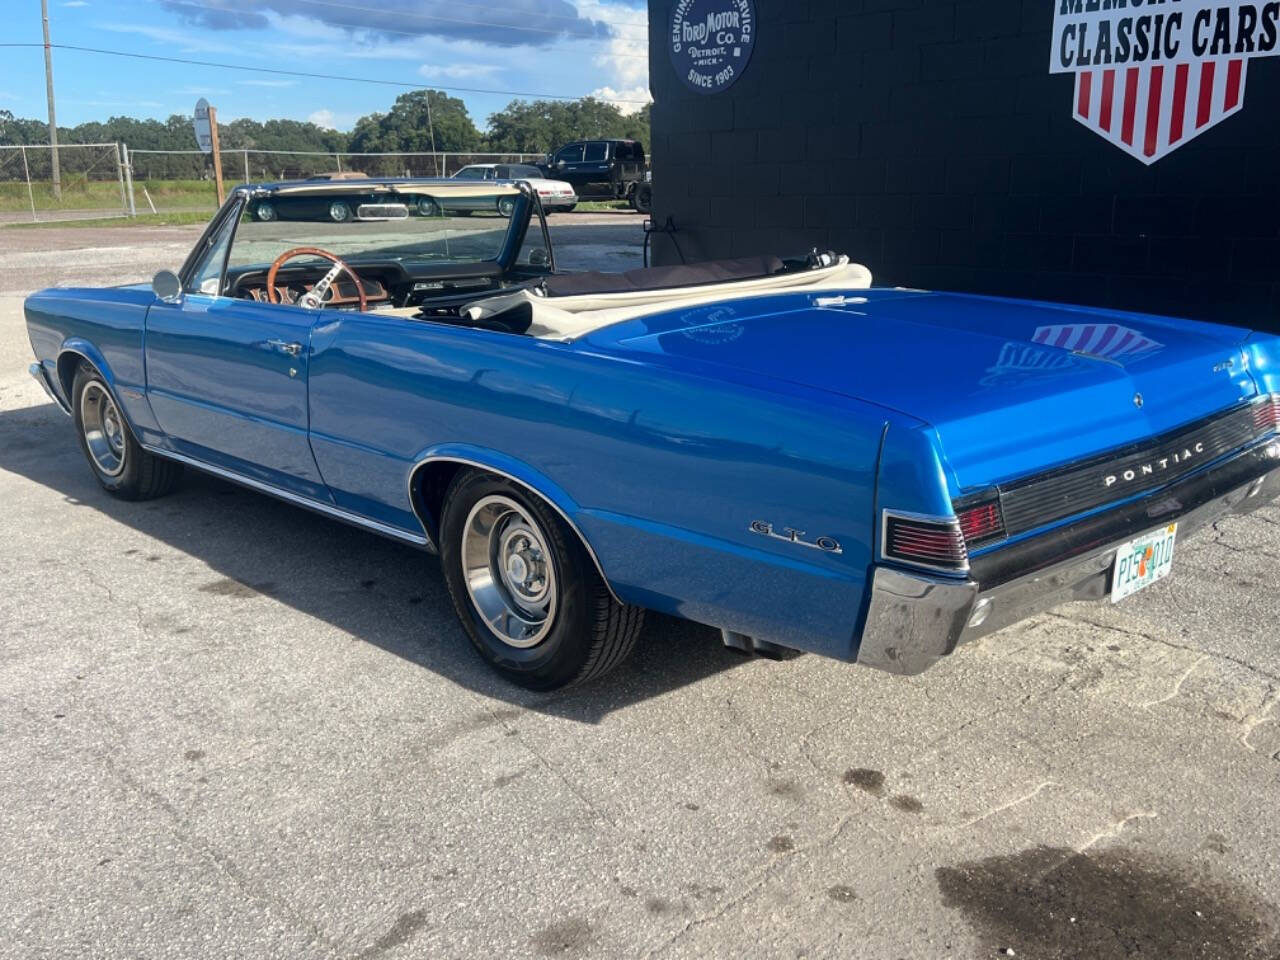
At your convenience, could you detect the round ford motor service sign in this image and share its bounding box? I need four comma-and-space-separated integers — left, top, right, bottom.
669, 0, 756, 94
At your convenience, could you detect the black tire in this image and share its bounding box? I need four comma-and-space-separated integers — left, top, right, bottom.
439, 470, 644, 690
631, 184, 652, 215
71, 364, 182, 501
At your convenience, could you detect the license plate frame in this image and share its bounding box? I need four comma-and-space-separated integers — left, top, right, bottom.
1110, 523, 1178, 603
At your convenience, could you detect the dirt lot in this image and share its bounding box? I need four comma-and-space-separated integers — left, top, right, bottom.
2, 217, 1279, 959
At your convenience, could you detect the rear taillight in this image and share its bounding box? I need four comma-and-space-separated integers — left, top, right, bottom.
1255, 394, 1280, 434
956, 499, 1006, 547
883, 512, 969, 573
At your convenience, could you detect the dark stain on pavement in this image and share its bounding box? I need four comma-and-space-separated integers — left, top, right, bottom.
357, 908, 430, 959
182, 749, 204, 762
767, 835, 795, 853
768, 779, 804, 801
531, 916, 592, 956
890, 795, 924, 814
937, 845, 1280, 959
645, 896, 674, 915
843, 768, 886, 797
198, 577, 276, 598
827, 885, 857, 903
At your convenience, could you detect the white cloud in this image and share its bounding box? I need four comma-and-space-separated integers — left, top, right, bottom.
574, 1, 648, 104
588, 85, 651, 114
63, 1, 89, 7
308, 109, 335, 128
418, 63, 504, 81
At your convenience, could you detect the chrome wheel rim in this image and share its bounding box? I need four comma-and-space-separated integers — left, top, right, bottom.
256, 202, 276, 221
80, 381, 126, 477
418, 197, 437, 216
329, 202, 350, 222
498, 197, 515, 217
461, 495, 557, 649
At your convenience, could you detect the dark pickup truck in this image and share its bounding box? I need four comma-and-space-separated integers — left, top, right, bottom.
539, 139, 651, 213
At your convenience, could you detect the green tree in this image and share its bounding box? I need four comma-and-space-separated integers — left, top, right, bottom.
484, 97, 649, 154
349, 90, 481, 154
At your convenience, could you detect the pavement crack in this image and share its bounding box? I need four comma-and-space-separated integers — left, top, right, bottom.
1240, 687, 1279, 753
96, 753, 345, 958
952, 781, 1058, 829
483, 705, 620, 829
1073, 811, 1159, 856
1140, 655, 1208, 711
1047, 612, 1280, 683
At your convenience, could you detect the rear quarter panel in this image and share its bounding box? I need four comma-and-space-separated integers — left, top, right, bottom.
308, 314, 894, 659
24, 286, 161, 438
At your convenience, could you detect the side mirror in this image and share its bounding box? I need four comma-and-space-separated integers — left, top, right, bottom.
556, 160, 567, 169
152, 270, 182, 303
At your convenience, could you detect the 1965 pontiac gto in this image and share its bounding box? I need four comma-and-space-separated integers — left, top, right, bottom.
24, 176, 1280, 689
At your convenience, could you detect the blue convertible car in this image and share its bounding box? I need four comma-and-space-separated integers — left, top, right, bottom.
25, 177, 1280, 689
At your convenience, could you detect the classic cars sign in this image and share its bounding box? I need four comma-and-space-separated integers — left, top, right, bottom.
1050, 1, 1280, 163
669, 0, 756, 94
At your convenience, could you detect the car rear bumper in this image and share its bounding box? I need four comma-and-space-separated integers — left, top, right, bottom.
29, 361, 70, 414
856, 437, 1280, 676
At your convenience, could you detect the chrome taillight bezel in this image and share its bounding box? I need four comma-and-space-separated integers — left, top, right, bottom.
881, 509, 970, 574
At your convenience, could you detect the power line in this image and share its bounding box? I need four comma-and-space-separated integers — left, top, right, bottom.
156, 0, 650, 46
162, 0, 650, 34
0, 43, 653, 103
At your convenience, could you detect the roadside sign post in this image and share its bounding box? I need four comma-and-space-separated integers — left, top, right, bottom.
193, 98, 225, 206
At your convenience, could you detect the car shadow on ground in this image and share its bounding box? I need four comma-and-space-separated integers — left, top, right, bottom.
2, 401, 756, 722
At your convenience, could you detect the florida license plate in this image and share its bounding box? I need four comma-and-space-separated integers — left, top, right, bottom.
1110, 524, 1178, 603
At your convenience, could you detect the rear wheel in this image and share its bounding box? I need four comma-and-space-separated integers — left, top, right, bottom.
72, 364, 182, 500
497, 196, 517, 218
631, 183, 652, 215
439, 470, 644, 690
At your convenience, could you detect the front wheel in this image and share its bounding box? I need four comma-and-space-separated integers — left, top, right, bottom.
496, 196, 517, 218
440, 470, 644, 690
72, 365, 182, 500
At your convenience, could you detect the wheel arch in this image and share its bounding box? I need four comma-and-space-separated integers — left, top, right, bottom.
407, 446, 623, 604
56, 341, 122, 418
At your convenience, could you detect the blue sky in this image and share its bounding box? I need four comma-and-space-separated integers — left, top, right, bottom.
0, 0, 650, 131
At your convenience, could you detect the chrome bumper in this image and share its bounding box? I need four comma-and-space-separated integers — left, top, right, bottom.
857, 441, 1280, 676
29, 361, 70, 414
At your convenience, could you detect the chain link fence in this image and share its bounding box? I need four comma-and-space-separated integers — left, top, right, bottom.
125, 148, 545, 215
0, 146, 548, 222
0, 143, 128, 223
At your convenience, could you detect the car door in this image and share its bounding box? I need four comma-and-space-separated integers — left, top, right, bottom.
579, 141, 615, 197
550, 143, 591, 193
144, 206, 331, 501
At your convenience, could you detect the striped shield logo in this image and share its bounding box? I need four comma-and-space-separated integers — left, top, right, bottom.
1050, 3, 1280, 165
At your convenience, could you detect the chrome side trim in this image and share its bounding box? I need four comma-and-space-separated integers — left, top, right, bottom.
29, 362, 71, 415
141, 444, 432, 549
879, 508, 970, 575
409, 455, 623, 605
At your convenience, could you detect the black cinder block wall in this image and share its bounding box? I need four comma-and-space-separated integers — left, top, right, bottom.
647, 0, 1280, 329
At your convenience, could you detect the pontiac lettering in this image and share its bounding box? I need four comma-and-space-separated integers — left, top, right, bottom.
1104, 442, 1206, 487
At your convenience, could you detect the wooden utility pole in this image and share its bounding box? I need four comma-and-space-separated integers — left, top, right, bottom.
208, 106, 225, 205
40, 0, 61, 200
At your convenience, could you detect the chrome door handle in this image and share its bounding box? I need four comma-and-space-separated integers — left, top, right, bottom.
267, 339, 303, 357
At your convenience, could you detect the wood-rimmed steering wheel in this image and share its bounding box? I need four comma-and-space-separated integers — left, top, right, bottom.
265, 246, 368, 312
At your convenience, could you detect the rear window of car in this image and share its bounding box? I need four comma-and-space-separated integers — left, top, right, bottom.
583, 142, 608, 162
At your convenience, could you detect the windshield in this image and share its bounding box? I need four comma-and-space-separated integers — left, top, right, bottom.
228, 190, 524, 270
452, 167, 491, 180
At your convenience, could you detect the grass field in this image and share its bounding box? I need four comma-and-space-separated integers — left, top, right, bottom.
8, 211, 211, 229
0, 179, 217, 214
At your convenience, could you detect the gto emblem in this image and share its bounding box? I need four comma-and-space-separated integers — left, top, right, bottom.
1104, 442, 1205, 488
750, 521, 842, 555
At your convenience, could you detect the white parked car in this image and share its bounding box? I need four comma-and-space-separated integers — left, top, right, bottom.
451, 164, 578, 213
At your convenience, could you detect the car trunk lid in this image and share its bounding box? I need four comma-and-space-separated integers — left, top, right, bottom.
597, 289, 1259, 492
